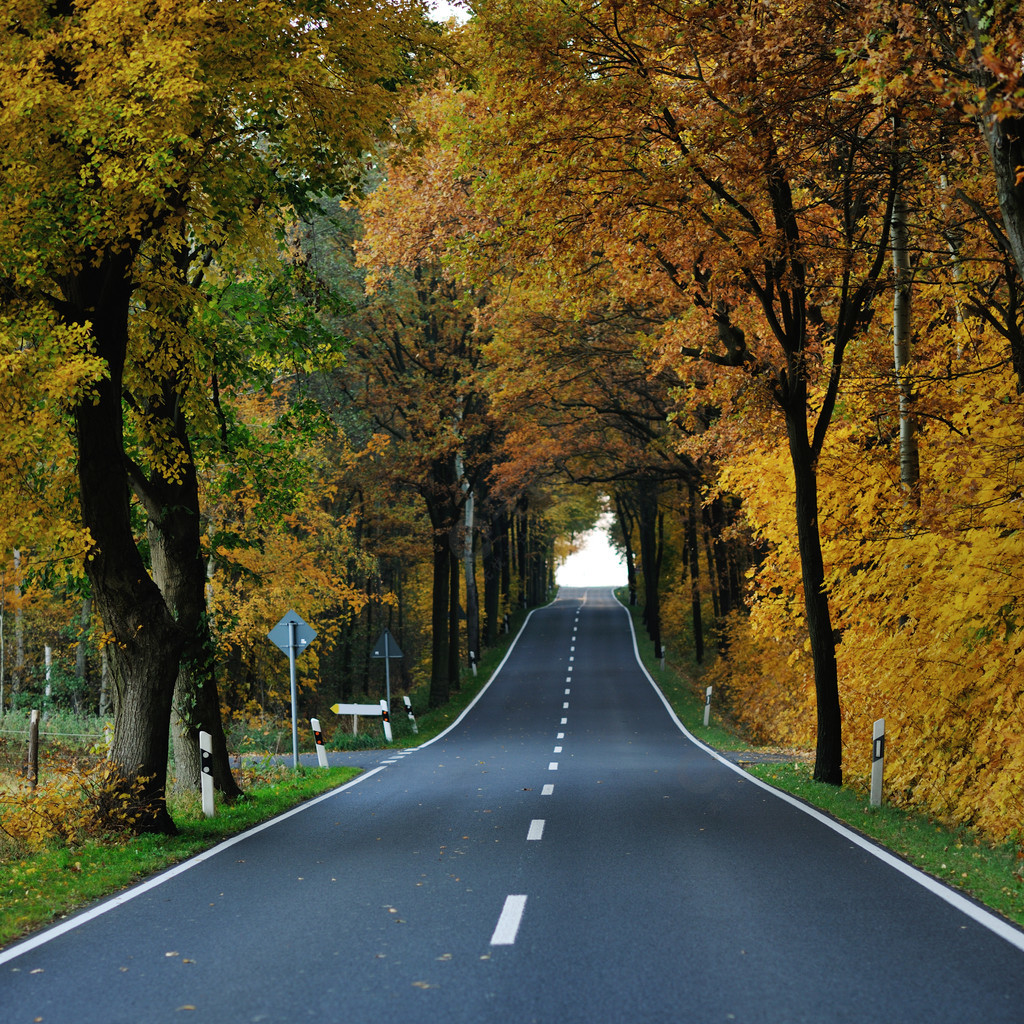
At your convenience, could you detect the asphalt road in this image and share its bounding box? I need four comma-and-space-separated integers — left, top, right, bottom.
4, 587, 1024, 1023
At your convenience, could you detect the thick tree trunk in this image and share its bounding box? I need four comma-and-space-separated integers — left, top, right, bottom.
481, 512, 502, 648
428, 525, 451, 708
785, 411, 843, 786
635, 484, 663, 658
613, 492, 638, 606
448, 539, 461, 694
75, 347, 182, 831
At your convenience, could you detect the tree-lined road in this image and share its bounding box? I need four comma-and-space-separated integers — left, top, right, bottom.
4, 588, 1024, 1023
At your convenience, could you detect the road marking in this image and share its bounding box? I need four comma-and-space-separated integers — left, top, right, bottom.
562, 702, 569, 709
527, 819, 545, 841
564, 688, 571, 695
542, 784, 554, 795
548, 762, 558, 770
570, 645, 575, 652
561, 717, 567, 724
569, 656, 574, 662
557, 732, 564, 739
553, 746, 562, 753
0, 764, 391, 968
565, 676, 572, 683
491, 895, 527, 945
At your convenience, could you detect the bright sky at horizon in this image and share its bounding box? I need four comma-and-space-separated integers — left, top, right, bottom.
555, 514, 628, 588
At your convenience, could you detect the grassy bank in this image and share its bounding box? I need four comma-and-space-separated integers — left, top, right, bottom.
0, 604, 533, 952
620, 593, 1024, 931
0, 765, 359, 949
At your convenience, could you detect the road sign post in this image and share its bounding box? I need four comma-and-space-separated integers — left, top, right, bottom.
371, 629, 403, 742
268, 611, 317, 769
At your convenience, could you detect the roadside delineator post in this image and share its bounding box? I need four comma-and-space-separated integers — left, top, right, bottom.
403, 696, 418, 734
311, 718, 329, 768
704, 685, 713, 727
199, 730, 215, 818
870, 718, 885, 807
380, 699, 393, 743
470, 650, 477, 677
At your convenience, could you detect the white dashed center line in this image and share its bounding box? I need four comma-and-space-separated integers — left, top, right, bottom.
527, 819, 545, 841
491, 895, 527, 946
542, 784, 554, 795
548, 762, 559, 771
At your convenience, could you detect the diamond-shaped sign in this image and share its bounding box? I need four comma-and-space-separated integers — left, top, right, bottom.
268, 610, 317, 657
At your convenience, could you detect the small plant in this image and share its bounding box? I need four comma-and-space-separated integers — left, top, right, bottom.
0, 759, 151, 851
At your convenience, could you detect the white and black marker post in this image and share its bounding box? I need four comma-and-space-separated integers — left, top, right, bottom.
199, 729, 215, 818
310, 718, 329, 768
704, 685, 713, 727
870, 717, 885, 807
379, 699, 393, 743
403, 695, 418, 734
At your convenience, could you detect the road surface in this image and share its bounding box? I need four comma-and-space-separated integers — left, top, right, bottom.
3, 587, 1024, 1023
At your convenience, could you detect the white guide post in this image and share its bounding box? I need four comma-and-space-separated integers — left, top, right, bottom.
403, 695, 418, 734
380, 699, 393, 743
199, 729, 215, 818
704, 685, 713, 727
870, 718, 885, 807
310, 718, 329, 768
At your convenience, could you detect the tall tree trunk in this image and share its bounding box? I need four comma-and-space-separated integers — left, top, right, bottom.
686, 485, 704, 665
69, 255, 182, 833
613, 492, 638, 606
448, 538, 461, 694
428, 522, 451, 708
461, 487, 480, 667
482, 511, 502, 648
635, 483, 663, 658
785, 407, 842, 786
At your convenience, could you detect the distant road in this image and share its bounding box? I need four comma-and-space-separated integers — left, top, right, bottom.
4, 588, 1024, 1023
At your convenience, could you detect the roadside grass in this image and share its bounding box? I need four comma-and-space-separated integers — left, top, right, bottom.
0, 763, 359, 950
0, 602, 535, 952
619, 593, 1024, 930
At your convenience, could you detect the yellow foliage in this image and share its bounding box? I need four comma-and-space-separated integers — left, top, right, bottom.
1, 760, 153, 851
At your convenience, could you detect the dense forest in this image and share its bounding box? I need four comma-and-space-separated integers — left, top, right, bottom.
1, 1, 1022, 841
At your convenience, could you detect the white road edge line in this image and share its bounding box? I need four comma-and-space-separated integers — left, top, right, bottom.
0, 604, 553, 966
527, 819, 545, 841
491, 895, 527, 945
0, 765, 389, 967
612, 587, 1024, 955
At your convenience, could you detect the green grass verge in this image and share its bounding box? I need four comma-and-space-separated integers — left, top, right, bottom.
0, 765, 358, 950
0, 602, 538, 952
619, 592, 1024, 930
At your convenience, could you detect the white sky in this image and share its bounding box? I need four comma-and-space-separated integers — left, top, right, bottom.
555, 514, 628, 588
427, 1, 469, 22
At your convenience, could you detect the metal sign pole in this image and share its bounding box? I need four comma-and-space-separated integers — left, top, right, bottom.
289, 619, 299, 769
384, 631, 391, 720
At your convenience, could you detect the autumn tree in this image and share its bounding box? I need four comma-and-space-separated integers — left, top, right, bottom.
0, 0, 426, 830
